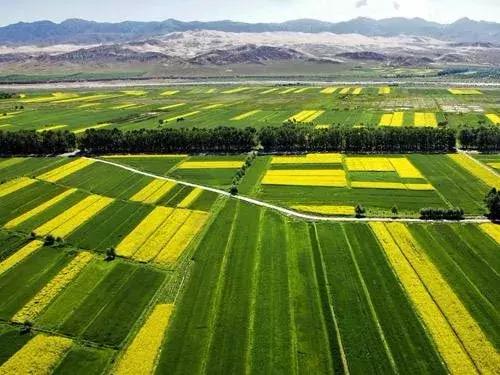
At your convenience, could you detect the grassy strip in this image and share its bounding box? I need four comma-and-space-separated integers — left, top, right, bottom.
248, 210, 296, 374
0, 325, 32, 366
52, 345, 114, 375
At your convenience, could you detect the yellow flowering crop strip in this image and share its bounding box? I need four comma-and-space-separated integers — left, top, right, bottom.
339, 88, 351, 94
112, 103, 137, 110
404, 183, 435, 191
272, 153, 342, 164
321, 87, 337, 94
116, 206, 173, 258
384, 223, 499, 374
36, 125, 68, 132
222, 87, 250, 94
260, 88, 279, 94
352, 88, 362, 95
177, 160, 243, 169
379, 114, 393, 126
130, 180, 175, 204
479, 223, 500, 244
133, 209, 191, 262
294, 87, 311, 93
35, 195, 113, 238
0, 177, 36, 198
390, 158, 424, 178
73, 123, 111, 134
291, 205, 355, 215
0, 158, 24, 170
369, 223, 478, 375
122, 90, 147, 96
0, 240, 43, 276
305, 110, 325, 122
391, 112, 404, 126
231, 110, 262, 121
288, 110, 315, 122
78, 103, 100, 108
161, 90, 180, 96
114, 304, 174, 375
488, 162, 500, 170
486, 114, 500, 125
13, 252, 93, 323
414, 113, 437, 128
37, 158, 95, 182
448, 88, 482, 95
53, 93, 120, 103
280, 88, 298, 94
379, 87, 391, 94
165, 111, 200, 122
4, 188, 77, 229
261, 169, 347, 187
177, 188, 203, 208
158, 103, 186, 110
345, 157, 394, 171
449, 154, 500, 187
201, 104, 224, 109
156, 211, 209, 264
0, 334, 73, 374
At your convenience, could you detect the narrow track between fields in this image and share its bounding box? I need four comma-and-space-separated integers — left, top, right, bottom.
89, 157, 491, 224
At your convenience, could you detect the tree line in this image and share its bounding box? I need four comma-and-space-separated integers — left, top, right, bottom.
2, 124, 499, 156
458, 126, 500, 152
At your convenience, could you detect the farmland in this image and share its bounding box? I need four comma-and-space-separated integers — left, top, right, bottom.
0, 84, 499, 374
0, 85, 499, 132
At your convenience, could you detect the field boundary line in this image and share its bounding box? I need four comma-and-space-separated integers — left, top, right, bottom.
312, 224, 350, 375
341, 225, 399, 374
457, 149, 500, 177
88, 156, 490, 223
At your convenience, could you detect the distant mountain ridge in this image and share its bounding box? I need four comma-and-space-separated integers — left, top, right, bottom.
1, 17, 499, 45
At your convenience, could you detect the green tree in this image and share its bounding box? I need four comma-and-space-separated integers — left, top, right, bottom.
484, 188, 500, 220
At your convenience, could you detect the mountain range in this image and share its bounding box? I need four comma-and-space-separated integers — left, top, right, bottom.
1, 17, 499, 45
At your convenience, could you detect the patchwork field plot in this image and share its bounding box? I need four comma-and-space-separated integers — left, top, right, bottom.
0, 150, 498, 374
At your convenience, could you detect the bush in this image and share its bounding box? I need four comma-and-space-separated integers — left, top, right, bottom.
420, 207, 464, 221
355, 204, 366, 218
484, 188, 500, 220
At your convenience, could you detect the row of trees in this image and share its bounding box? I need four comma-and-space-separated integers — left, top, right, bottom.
2, 124, 500, 156
457, 126, 500, 152
420, 207, 465, 220
0, 130, 76, 155
259, 124, 456, 152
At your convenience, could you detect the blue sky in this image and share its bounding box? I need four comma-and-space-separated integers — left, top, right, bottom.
3, 0, 499, 26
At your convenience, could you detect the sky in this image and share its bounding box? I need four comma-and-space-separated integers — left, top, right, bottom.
2, 0, 499, 26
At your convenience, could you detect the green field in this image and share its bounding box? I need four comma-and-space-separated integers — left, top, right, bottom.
0, 85, 499, 132
0, 86, 498, 373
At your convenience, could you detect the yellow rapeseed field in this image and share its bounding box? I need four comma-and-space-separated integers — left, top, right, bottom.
130, 180, 176, 204
379, 112, 404, 127
160, 90, 180, 96
156, 211, 209, 264
352, 88, 362, 95
384, 223, 499, 374
231, 110, 262, 121
379, 114, 394, 126
345, 157, 394, 171
288, 110, 324, 123
177, 160, 243, 169
35, 195, 114, 238
36, 125, 68, 132
38, 158, 95, 182
414, 112, 438, 128
222, 87, 250, 94
351, 181, 433, 190
13, 252, 93, 323
486, 114, 500, 125
0, 240, 43, 276
261, 169, 347, 187
321, 87, 338, 94
0, 177, 36, 198
133, 209, 191, 262
339, 88, 351, 94
122, 90, 147, 96
280, 88, 298, 94
291, 205, 355, 215
112, 103, 138, 110
116, 206, 173, 258
261, 88, 279, 94
379, 87, 391, 94
177, 188, 203, 208
479, 223, 500, 244
4, 188, 77, 229
165, 111, 200, 122
448, 88, 482, 95
114, 304, 174, 375
369, 223, 478, 375
488, 162, 500, 170
0, 334, 73, 374
73, 123, 111, 134
449, 154, 500, 187
294, 87, 311, 93
272, 153, 342, 164
158, 103, 186, 110
201, 104, 224, 109
389, 158, 424, 178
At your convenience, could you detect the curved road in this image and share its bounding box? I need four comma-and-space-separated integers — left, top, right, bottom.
89, 157, 490, 224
